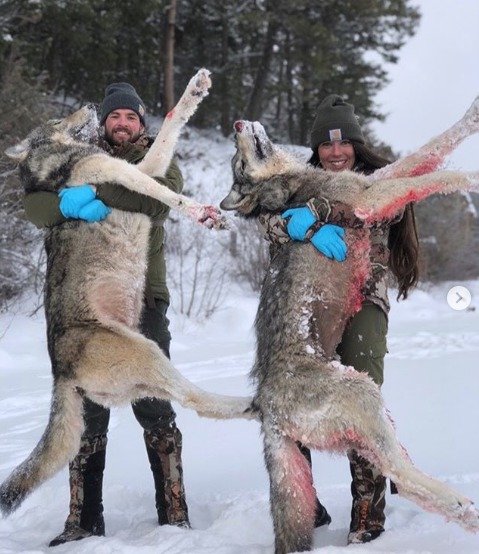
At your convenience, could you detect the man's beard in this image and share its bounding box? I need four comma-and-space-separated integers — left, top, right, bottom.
106, 126, 142, 146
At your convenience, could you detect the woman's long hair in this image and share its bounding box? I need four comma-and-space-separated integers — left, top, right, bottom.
308, 141, 419, 299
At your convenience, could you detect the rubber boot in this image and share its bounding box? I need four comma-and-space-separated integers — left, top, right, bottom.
144, 424, 190, 528
49, 434, 107, 547
298, 443, 331, 527
347, 450, 386, 544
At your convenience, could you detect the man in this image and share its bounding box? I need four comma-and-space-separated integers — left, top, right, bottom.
24, 82, 190, 546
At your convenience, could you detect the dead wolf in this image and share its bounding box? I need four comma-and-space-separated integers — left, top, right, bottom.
0, 69, 252, 518
220, 97, 479, 553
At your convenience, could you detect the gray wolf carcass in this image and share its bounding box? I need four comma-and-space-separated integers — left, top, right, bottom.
0, 69, 252, 517
220, 98, 479, 553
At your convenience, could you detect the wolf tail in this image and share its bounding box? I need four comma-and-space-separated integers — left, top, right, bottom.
0, 378, 84, 516
155, 358, 256, 421
171, 371, 256, 421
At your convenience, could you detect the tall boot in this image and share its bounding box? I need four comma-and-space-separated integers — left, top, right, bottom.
297, 443, 331, 528
144, 424, 190, 528
347, 450, 386, 544
49, 434, 107, 547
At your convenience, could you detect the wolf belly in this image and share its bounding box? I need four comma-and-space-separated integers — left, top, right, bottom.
45, 211, 151, 333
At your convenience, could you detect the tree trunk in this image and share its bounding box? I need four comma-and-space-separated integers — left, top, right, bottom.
219, 10, 231, 137
163, 0, 177, 114
245, 14, 279, 121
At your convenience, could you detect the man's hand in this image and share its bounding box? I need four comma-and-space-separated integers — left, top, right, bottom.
59, 184, 96, 218
78, 200, 111, 222
59, 184, 111, 222
282, 206, 317, 240
311, 224, 347, 261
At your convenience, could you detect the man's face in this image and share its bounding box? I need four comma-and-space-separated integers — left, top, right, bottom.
318, 139, 356, 172
104, 109, 144, 145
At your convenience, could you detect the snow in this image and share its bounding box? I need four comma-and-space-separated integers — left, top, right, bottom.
1, 102, 479, 552
1, 275, 479, 553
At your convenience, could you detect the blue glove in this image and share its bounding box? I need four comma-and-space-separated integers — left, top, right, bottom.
78, 199, 112, 222
59, 184, 96, 218
311, 224, 347, 262
282, 206, 317, 240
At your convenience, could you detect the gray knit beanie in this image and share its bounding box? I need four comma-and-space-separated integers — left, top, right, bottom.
310, 94, 364, 150
100, 82, 146, 125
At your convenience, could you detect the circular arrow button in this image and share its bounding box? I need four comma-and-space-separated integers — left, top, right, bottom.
446, 286, 472, 311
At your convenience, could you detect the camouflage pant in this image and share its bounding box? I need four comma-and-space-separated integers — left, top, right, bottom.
348, 450, 386, 538
65, 434, 107, 531
144, 425, 189, 525
340, 303, 388, 540
48, 434, 107, 546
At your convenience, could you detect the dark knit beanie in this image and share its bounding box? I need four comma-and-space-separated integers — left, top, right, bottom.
310, 94, 364, 150
100, 82, 146, 125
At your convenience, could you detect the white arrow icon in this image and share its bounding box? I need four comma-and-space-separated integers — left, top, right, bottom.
447, 286, 472, 311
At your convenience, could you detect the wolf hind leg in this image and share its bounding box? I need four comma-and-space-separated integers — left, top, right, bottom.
372, 437, 479, 533
356, 170, 479, 224
371, 95, 479, 180
353, 412, 479, 533
0, 378, 84, 516
79, 327, 254, 421
264, 428, 317, 554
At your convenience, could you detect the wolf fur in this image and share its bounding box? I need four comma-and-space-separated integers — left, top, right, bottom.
220, 97, 479, 553
0, 69, 253, 518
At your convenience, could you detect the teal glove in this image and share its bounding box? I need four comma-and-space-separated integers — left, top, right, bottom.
59, 184, 95, 218
78, 199, 111, 222
311, 224, 347, 261
282, 206, 317, 240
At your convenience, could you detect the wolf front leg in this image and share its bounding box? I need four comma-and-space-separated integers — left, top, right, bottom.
70, 154, 227, 229
263, 427, 317, 554
355, 170, 479, 224
371, 95, 479, 180
136, 68, 212, 178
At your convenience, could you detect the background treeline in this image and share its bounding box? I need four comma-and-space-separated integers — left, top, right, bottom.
0, 0, 478, 314
1, 0, 420, 142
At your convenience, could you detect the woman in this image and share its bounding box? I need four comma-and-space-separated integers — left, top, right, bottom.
262, 94, 419, 544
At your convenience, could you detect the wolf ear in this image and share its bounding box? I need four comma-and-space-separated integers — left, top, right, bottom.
5, 139, 30, 162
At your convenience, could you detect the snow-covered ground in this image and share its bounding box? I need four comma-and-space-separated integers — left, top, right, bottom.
1, 278, 478, 554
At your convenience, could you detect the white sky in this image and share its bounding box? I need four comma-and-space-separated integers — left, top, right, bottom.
372, 0, 479, 170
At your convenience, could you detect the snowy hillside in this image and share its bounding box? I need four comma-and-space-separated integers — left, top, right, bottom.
1, 128, 479, 553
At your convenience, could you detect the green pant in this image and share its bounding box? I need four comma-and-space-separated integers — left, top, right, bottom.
82, 298, 176, 437
336, 302, 388, 386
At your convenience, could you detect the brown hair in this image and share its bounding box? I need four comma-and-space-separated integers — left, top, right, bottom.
308, 141, 419, 299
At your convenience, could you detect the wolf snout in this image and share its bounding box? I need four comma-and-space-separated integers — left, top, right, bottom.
234, 121, 244, 133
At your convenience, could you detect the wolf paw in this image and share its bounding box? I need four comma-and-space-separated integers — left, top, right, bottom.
198, 205, 228, 230
457, 502, 479, 533
189, 68, 212, 99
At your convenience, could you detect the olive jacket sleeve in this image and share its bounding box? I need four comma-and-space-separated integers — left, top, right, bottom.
23, 159, 183, 228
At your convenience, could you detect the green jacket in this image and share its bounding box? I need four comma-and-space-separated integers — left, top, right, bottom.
23, 136, 183, 304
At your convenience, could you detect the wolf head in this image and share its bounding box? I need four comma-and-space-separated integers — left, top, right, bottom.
5, 104, 99, 162
220, 120, 304, 216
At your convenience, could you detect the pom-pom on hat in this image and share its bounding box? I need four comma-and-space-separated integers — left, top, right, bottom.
100, 82, 146, 125
310, 94, 364, 150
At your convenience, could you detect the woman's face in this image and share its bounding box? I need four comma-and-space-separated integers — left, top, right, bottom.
318, 139, 356, 172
